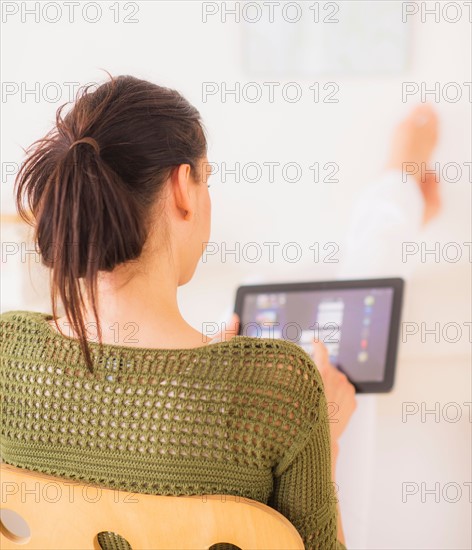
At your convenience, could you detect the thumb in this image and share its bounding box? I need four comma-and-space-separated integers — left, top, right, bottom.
225, 313, 240, 338
207, 313, 240, 343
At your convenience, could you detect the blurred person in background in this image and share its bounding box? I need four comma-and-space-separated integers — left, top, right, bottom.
339, 103, 440, 279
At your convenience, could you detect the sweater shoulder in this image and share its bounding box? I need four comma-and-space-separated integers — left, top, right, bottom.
232, 336, 322, 383
1, 310, 48, 335
1, 309, 42, 322
0, 310, 44, 334
231, 334, 315, 361
231, 336, 325, 419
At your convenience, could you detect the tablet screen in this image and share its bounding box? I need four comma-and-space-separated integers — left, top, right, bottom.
240, 286, 395, 384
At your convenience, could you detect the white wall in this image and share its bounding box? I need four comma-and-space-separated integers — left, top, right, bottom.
2, 2, 471, 548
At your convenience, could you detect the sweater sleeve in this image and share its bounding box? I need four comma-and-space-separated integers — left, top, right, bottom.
268, 366, 346, 550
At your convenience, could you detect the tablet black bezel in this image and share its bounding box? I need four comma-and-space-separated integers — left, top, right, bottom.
234, 278, 404, 393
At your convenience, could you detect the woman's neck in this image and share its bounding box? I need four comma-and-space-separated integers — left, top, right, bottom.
49, 258, 206, 349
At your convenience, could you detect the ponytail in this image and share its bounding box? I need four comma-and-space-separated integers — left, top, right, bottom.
15, 75, 207, 372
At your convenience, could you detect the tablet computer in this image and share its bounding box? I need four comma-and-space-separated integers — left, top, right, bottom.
234, 278, 404, 393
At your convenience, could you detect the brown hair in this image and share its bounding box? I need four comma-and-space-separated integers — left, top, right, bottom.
15, 74, 207, 372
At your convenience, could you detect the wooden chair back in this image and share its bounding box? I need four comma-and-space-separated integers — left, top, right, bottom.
0, 463, 304, 549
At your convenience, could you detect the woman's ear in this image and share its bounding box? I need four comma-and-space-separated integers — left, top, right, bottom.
171, 164, 194, 220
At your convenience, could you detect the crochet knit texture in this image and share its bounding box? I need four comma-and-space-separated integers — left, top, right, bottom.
1, 310, 346, 550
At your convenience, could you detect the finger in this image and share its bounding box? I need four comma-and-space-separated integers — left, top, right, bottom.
231, 312, 240, 329
412, 103, 437, 126
210, 313, 240, 343
312, 340, 329, 371
225, 313, 240, 337
312, 340, 328, 355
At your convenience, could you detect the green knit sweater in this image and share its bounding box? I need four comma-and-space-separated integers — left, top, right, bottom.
1, 310, 346, 550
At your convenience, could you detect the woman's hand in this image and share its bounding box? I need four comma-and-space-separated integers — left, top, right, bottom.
312, 341, 357, 445
312, 341, 354, 546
